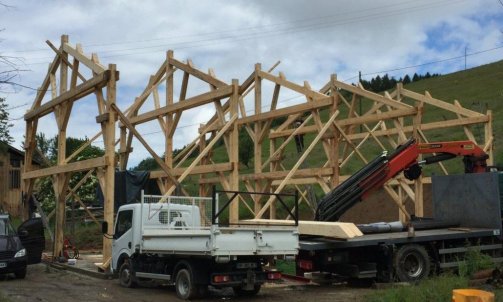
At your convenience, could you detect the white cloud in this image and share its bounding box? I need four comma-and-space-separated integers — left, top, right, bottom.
0, 0, 502, 167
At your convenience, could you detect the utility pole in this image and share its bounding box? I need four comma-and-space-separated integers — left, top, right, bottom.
359, 71, 362, 132
464, 46, 467, 70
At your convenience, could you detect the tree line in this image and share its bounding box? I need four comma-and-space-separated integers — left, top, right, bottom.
359, 72, 440, 92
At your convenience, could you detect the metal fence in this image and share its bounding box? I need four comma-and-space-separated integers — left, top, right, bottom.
142, 192, 213, 229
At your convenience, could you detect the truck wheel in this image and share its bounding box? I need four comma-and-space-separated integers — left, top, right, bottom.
176, 269, 197, 300
119, 259, 137, 288
233, 285, 261, 296
393, 244, 430, 282
14, 267, 26, 279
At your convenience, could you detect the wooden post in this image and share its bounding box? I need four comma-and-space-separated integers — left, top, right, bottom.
254, 63, 263, 213
53, 34, 69, 260
229, 79, 240, 223
413, 98, 424, 217
485, 110, 493, 165
329, 74, 339, 188
119, 127, 127, 170
102, 64, 117, 264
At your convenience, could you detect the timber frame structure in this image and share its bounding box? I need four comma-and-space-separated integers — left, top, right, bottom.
24, 35, 494, 264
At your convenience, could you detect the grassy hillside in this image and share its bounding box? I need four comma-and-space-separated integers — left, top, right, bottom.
173, 60, 503, 197
403, 60, 503, 164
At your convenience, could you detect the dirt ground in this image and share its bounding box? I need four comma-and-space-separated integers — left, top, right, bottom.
0, 264, 372, 302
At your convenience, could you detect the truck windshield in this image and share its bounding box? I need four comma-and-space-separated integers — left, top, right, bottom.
0, 218, 16, 236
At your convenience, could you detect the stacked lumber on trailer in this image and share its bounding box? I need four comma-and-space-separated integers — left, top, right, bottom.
244, 219, 363, 239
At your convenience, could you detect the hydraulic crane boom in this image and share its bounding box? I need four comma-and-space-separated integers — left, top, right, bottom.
315, 138, 489, 222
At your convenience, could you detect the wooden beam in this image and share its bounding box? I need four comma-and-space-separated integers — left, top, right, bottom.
129, 85, 233, 125
161, 114, 238, 198
111, 103, 180, 186
149, 162, 233, 178
24, 157, 106, 181
62, 42, 105, 74
344, 115, 489, 141
168, 56, 227, 87
25, 70, 113, 120
238, 97, 333, 126
323, 79, 411, 110
258, 70, 327, 100
269, 107, 417, 139
400, 88, 484, 117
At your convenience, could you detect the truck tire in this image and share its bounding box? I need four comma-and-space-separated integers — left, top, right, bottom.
14, 267, 27, 279
233, 284, 261, 296
393, 244, 430, 282
119, 259, 137, 288
176, 268, 198, 300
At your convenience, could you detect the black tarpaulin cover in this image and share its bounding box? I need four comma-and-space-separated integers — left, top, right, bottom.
96, 170, 161, 211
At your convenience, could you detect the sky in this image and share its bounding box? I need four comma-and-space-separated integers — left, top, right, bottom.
0, 0, 502, 168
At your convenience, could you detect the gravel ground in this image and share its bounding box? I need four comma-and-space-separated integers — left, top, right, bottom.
0, 264, 371, 302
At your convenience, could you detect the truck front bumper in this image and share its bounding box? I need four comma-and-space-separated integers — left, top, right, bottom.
0, 256, 27, 274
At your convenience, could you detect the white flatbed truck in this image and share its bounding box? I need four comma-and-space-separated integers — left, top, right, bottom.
104, 190, 299, 299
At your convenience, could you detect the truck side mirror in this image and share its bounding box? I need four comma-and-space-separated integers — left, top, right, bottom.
101, 221, 108, 234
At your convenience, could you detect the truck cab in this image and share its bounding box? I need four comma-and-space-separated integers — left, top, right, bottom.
0, 215, 45, 278
110, 202, 198, 272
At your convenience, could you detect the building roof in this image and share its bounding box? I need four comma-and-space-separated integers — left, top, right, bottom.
1, 142, 43, 166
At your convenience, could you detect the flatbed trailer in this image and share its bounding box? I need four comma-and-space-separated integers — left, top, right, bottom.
297, 173, 503, 282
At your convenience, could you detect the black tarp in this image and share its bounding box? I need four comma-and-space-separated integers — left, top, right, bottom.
96, 170, 161, 211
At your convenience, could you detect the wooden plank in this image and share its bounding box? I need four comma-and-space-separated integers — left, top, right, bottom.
129, 85, 233, 125
25, 70, 112, 120
23, 157, 106, 179
244, 219, 363, 239
400, 88, 483, 117
199, 167, 335, 184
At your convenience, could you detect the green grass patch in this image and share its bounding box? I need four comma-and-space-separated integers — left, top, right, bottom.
65, 223, 103, 250
365, 274, 469, 302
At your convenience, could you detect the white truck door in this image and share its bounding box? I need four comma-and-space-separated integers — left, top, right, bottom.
112, 209, 134, 270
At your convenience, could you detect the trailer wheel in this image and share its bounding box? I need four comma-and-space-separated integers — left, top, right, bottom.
176, 269, 197, 300
393, 244, 430, 282
233, 285, 261, 296
119, 259, 137, 288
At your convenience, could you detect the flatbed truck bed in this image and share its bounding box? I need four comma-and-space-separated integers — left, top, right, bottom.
300, 227, 500, 250
296, 173, 503, 283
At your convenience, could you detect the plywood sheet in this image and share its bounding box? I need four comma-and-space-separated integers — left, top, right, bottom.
243, 219, 363, 239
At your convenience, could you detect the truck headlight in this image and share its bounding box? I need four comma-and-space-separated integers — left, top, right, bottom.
14, 248, 26, 258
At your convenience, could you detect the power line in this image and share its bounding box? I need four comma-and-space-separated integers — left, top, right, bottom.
18, 0, 464, 65
6, 102, 29, 110
343, 44, 503, 81
3, 0, 451, 55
